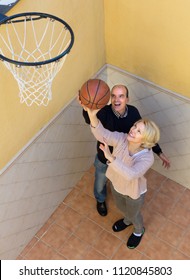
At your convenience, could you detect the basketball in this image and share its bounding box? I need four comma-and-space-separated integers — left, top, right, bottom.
79, 79, 110, 110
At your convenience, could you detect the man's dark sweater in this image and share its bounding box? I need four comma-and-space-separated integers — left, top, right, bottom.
83, 104, 162, 164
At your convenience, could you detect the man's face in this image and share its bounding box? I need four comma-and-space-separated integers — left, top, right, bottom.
111, 87, 129, 115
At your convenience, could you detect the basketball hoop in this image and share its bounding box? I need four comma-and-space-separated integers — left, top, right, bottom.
0, 12, 74, 106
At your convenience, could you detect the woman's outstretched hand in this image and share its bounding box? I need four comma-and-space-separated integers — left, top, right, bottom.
99, 137, 115, 163
77, 92, 100, 127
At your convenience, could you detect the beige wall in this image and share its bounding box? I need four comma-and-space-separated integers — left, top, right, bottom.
2, 0, 190, 170
104, 0, 190, 99
0, 0, 106, 170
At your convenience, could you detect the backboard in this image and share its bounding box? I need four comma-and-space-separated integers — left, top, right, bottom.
0, 0, 20, 15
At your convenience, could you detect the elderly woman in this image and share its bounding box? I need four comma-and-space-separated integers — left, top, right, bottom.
86, 107, 160, 249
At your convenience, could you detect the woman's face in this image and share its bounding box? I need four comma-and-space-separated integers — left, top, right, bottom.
127, 122, 145, 144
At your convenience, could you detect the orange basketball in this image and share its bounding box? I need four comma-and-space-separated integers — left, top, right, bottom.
79, 79, 110, 109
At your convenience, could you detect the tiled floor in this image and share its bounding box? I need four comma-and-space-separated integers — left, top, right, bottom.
17, 166, 190, 260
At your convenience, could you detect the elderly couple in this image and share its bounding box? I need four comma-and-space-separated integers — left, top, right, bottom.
79, 84, 170, 249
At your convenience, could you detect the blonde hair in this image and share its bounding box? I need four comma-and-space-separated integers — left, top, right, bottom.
135, 119, 160, 149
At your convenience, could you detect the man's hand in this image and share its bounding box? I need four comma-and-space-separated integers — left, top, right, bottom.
159, 153, 170, 169
99, 138, 114, 163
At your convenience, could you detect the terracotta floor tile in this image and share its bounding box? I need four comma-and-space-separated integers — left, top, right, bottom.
64, 188, 81, 204
66, 192, 95, 216
87, 208, 114, 232
55, 206, 84, 232
36, 219, 54, 238
177, 228, 190, 258
159, 178, 185, 200
25, 240, 66, 260
171, 249, 190, 260
157, 220, 185, 247
148, 192, 175, 217
168, 202, 190, 228
145, 169, 167, 190
93, 230, 121, 258
74, 218, 103, 245
83, 247, 108, 260
143, 237, 176, 260
59, 234, 90, 259
76, 172, 94, 197
49, 202, 67, 220
41, 223, 71, 250
142, 208, 166, 234
144, 187, 156, 205
112, 242, 143, 259
140, 254, 151, 260
178, 188, 190, 210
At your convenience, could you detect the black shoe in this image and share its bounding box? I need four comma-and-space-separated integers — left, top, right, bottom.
127, 228, 145, 249
97, 201, 107, 216
112, 219, 132, 232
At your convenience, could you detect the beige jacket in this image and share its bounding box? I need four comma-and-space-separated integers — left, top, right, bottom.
91, 122, 154, 199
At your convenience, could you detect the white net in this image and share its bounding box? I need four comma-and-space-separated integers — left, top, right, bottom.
0, 14, 73, 106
